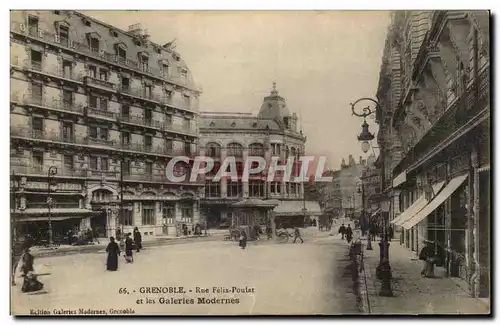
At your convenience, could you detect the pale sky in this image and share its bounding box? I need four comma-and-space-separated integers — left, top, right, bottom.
84, 11, 390, 170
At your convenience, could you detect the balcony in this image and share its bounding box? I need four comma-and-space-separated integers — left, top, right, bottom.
21, 94, 85, 115
85, 136, 115, 147
11, 57, 84, 83
118, 86, 161, 103
10, 165, 87, 178
84, 76, 115, 91
123, 173, 202, 185
164, 123, 197, 136
120, 142, 174, 155
86, 107, 118, 120
160, 97, 197, 113
119, 115, 164, 129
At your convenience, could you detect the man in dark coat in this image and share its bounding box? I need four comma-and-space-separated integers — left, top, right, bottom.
388, 225, 394, 242
133, 227, 142, 252
338, 224, 346, 239
124, 233, 134, 263
345, 224, 353, 243
238, 230, 247, 249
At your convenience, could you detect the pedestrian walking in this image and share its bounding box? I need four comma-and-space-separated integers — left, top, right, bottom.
124, 233, 134, 263
293, 227, 304, 243
345, 224, 353, 243
105, 237, 120, 271
20, 247, 44, 293
419, 241, 436, 277
67, 229, 73, 245
239, 230, 247, 249
338, 223, 346, 239
133, 227, 142, 253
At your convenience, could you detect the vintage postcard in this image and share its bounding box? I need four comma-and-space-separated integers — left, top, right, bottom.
9, 9, 490, 315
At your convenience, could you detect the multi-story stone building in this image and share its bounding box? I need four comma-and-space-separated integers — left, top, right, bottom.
361, 154, 380, 215
198, 84, 321, 228
337, 155, 365, 218
10, 10, 204, 240
376, 11, 490, 298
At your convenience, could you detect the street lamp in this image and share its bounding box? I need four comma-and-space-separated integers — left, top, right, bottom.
357, 179, 372, 250
350, 97, 392, 297
47, 166, 58, 246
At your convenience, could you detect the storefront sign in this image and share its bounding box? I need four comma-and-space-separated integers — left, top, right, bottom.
25, 182, 82, 191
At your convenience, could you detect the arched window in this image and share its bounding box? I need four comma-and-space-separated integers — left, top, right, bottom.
227, 142, 243, 157
206, 142, 221, 158
290, 147, 296, 159
249, 143, 265, 157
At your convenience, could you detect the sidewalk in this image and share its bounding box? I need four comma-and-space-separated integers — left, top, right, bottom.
29, 233, 223, 258
361, 240, 491, 315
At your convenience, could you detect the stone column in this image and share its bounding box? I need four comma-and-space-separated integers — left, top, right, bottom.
220, 148, 228, 198
242, 148, 249, 198
155, 202, 162, 236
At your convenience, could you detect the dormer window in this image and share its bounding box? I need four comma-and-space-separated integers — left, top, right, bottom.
180, 68, 188, 83
115, 43, 127, 64
86, 32, 101, 53
139, 52, 149, 72
82, 18, 91, 27
110, 29, 118, 37
162, 63, 169, 77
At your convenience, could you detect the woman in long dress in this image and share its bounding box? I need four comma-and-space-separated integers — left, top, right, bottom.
106, 237, 120, 271
124, 233, 134, 263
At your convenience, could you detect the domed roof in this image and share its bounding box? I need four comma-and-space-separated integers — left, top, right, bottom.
257, 82, 291, 119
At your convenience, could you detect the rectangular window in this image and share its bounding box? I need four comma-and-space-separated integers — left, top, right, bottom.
32, 151, 43, 169
121, 104, 130, 118
100, 157, 108, 172
142, 204, 155, 225
205, 180, 221, 197
122, 160, 131, 176
62, 122, 73, 141
144, 135, 152, 148
227, 181, 242, 197
162, 203, 175, 224
184, 142, 191, 155
121, 77, 130, 92
88, 65, 97, 78
28, 16, 39, 33
183, 95, 190, 107
63, 154, 73, 170
99, 70, 108, 81
31, 82, 42, 99
165, 139, 173, 150
165, 115, 172, 126
62, 60, 72, 78
32, 117, 43, 131
162, 64, 169, 77
59, 25, 69, 45
249, 181, 264, 197
90, 156, 98, 170
99, 97, 108, 110
90, 38, 99, 52
141, 57, 149, 71
180, 69, 187, 83
89, 126, 97, 138
144, 85, 152, 99
181, 203, 193, 223
121, 131, 130, 145
122, 207, 133, 226
117, 47, 126, 61
63, 90, 73, 108
89, 95, 98, 108
30, 50, 42, 71
145, 161, 153, 175
99, 128, 108, 140
145, 109, 152, 124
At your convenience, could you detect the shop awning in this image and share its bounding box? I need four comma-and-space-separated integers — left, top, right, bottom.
401, 174, 468, 229
273, 200, 322, 216
392, 181, 445, 226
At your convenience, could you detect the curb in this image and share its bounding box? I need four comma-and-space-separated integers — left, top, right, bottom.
32, 235, 220, 258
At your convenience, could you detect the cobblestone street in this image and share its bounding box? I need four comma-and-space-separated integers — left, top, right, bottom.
11, 228, 360, 315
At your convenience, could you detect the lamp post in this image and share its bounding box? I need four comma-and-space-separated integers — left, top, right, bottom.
350, 97, 392, 297
358, 179, 372, 250
47, 166, 58, 246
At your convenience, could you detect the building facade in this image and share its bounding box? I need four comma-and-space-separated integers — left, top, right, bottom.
376, 11, 490, 298
198, 84, 320, 228
337, 155, 365, 218
361, 154, 380, 215
10, 10, 204, 240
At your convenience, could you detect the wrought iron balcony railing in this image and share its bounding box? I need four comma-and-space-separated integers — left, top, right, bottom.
119, 115, 164, 129
11, 57, 84, 82
87, 107, 118, 119
10, 165, 87, 177
84, 76, 116, 90
20, 93, 85, 114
